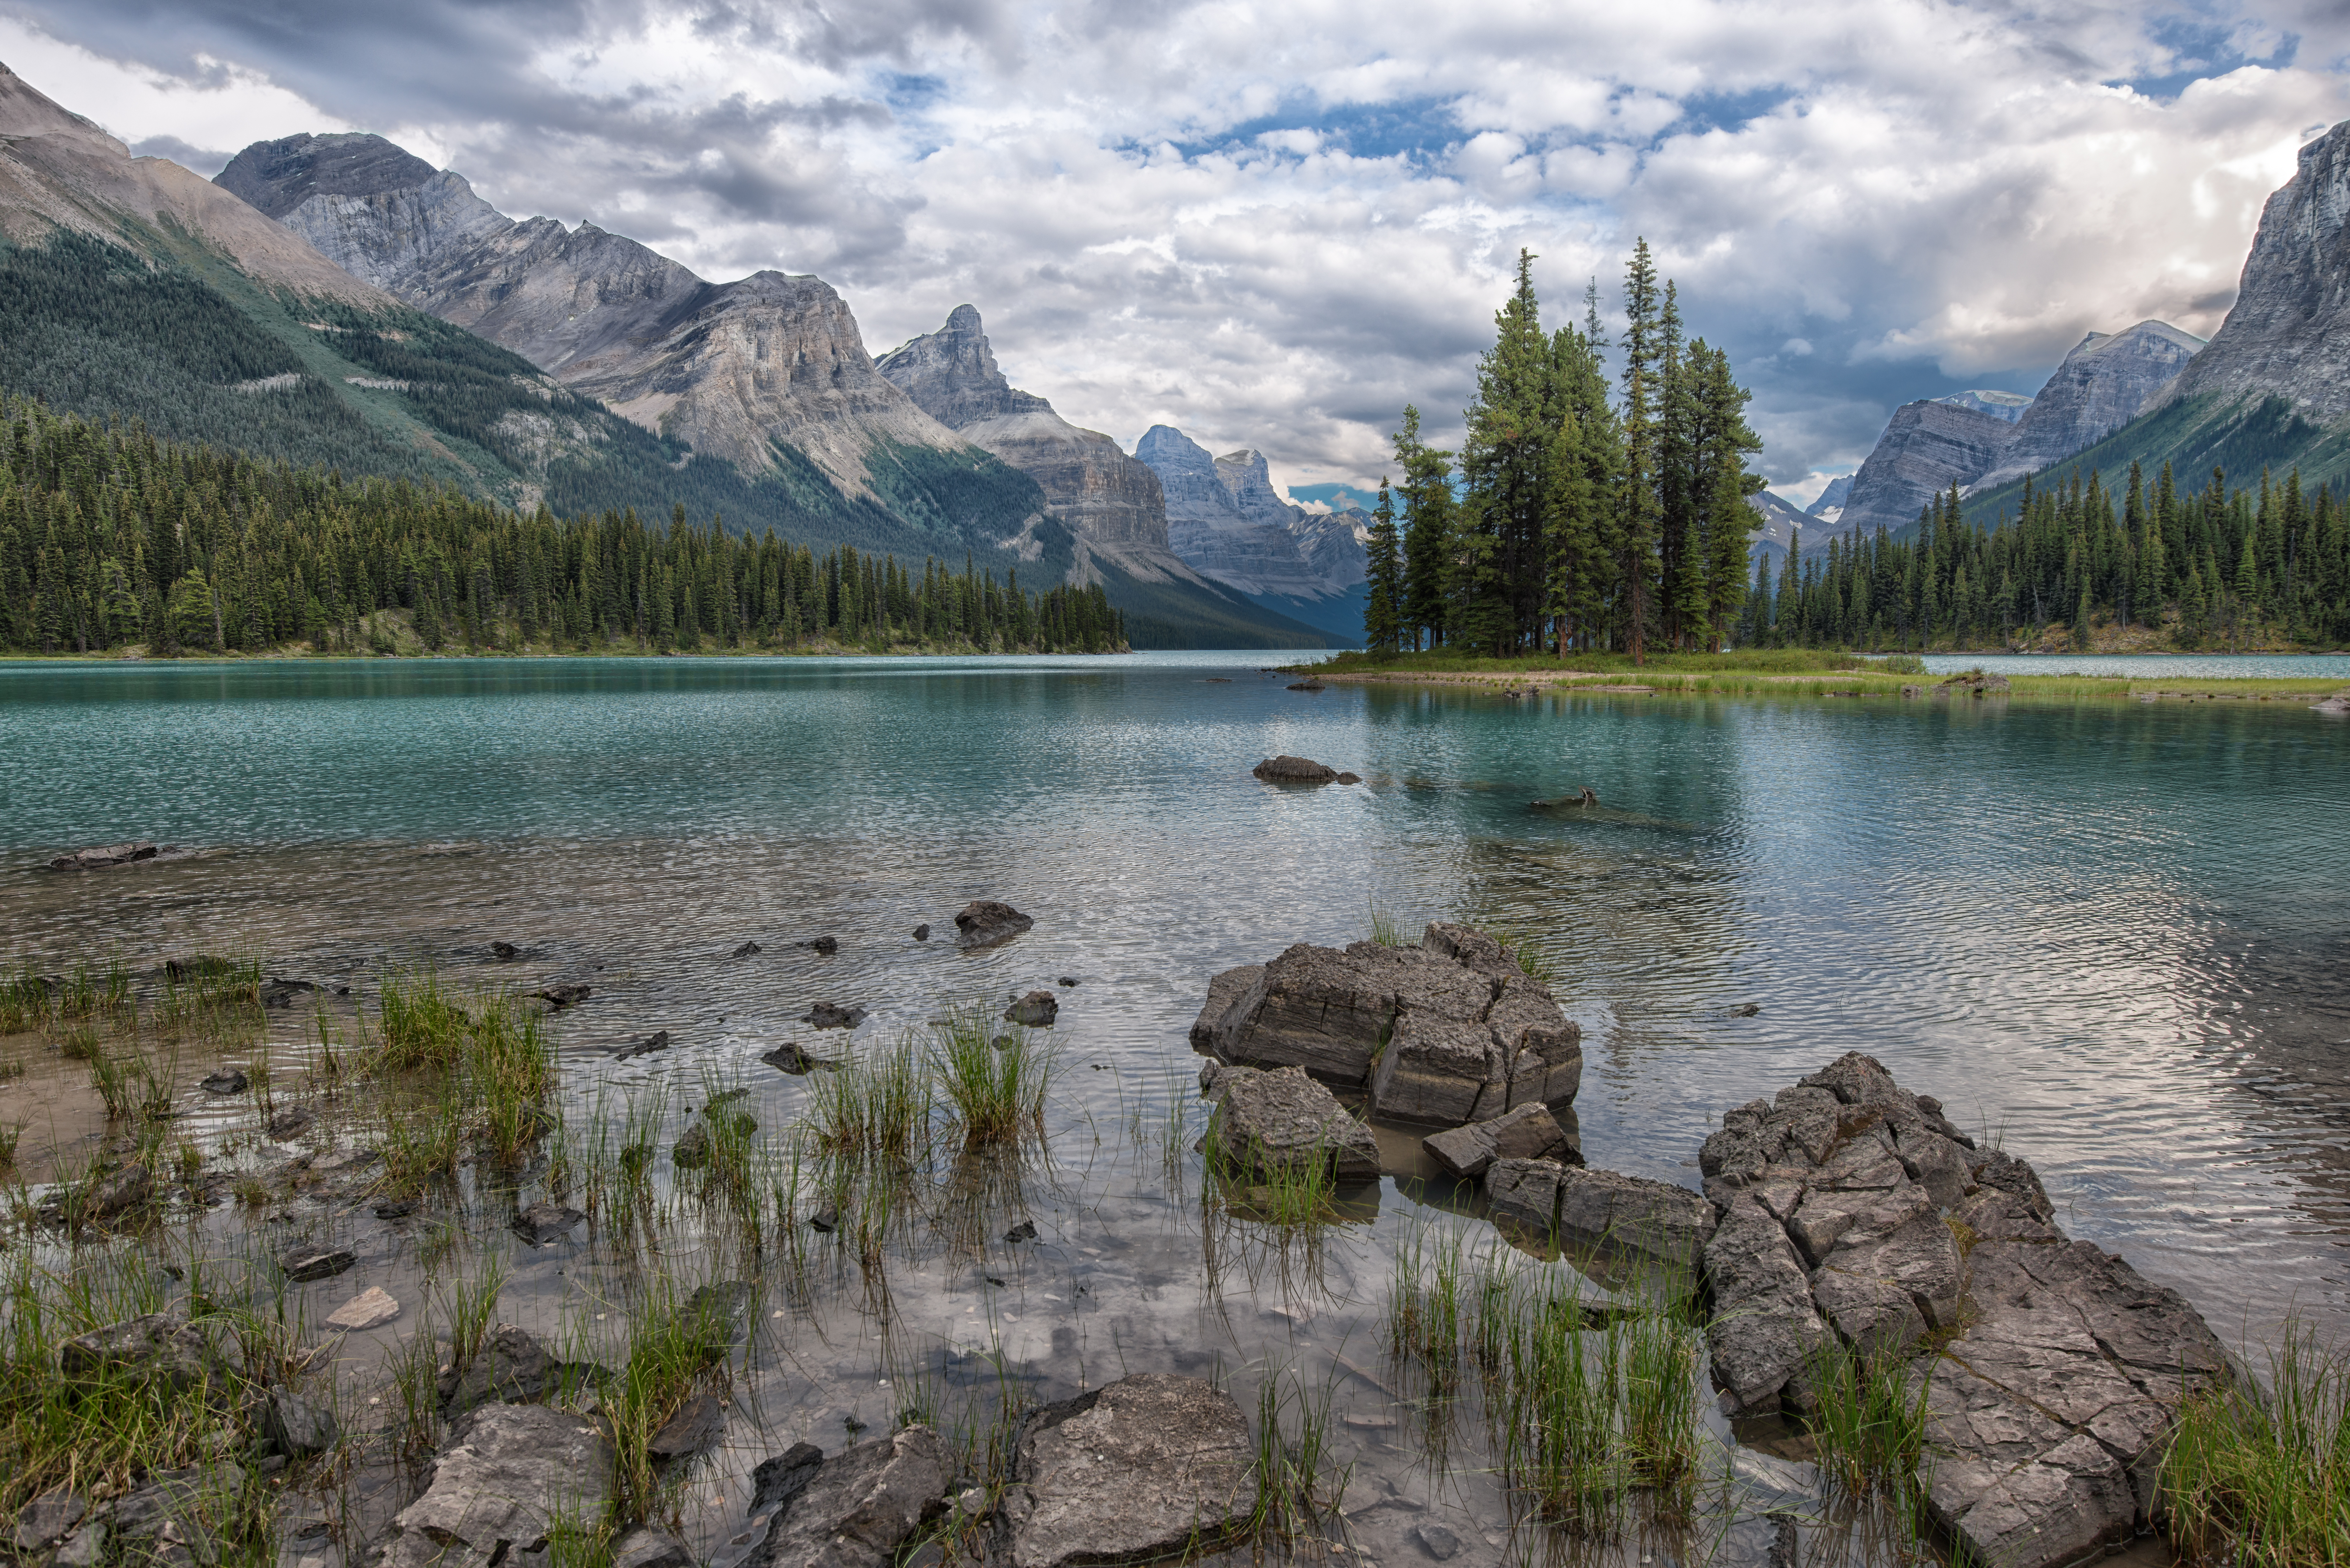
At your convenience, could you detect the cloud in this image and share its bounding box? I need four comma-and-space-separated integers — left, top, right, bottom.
5, 0, 2348, 491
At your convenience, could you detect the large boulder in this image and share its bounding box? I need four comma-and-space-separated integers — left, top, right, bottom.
1694, 1052, 2233, 1568
379, 1403, 612, 1568
1212, 1066, 1378, 1181
997, 1374, 1253, 1568
954, 901, 1034, 949
746, 1425, 950, 1568
1191, 922, 1581, 1117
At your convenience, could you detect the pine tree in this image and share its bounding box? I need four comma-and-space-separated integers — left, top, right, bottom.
1616, 240, 1664, 662
1393, 407, 1457, 650
1363, 480, 1404, 654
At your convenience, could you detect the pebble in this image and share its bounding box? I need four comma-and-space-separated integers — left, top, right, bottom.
324, 1286, 401, 1331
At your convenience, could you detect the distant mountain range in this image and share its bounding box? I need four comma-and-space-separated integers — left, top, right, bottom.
0, 62, 1345, 648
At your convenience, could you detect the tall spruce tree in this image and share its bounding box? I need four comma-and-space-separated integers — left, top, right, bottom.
1616, 240, 1664, 662
1363, 479, 1405, 653
1393, 406, 1458, 650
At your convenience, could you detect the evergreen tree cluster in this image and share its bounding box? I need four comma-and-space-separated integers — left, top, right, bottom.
0, 394, 1126, 658
1746, 462, 2350, 652
1362, 244, 1767, 659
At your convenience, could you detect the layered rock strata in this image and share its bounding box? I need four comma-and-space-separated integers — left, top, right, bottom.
2154, 119, 2350, 422
1834, 400, 2019, 536
1484, 1161, 1717, 1269
215, 132, 975, 494
876, 306, 1205, 581
1136, 425, 1367, 601
1698, 1052, 2231, 1568
1972, 322, 2205, 490
1190, 922, 1582, 1122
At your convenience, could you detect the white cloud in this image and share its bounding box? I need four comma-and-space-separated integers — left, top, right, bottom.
7, 0, 2349, 487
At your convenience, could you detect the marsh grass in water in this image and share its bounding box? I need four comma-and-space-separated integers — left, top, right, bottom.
932, 1006, 1052, 1150
2161, 1321, 2350, 1568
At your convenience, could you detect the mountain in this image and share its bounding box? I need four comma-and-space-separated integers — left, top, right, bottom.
1747, 491, 1814, 562
1835, 399, 2019, 535
1935, 389, 2033, 424
1806, 474, 1853, 524
1960, 121, 2350, 524
1968, 322, 2205, 490
1136, 425, 1368, 601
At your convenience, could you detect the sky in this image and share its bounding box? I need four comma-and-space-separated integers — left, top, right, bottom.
6, 1, 2347, 504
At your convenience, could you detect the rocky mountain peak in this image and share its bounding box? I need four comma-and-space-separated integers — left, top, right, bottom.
872, 305, 1050, 430
215, 133, 437, 218
1935, 389, 2033, 424
2155, 121, 2350, 420
1835, 400, 2017, 535
1971, 319, 2205, 491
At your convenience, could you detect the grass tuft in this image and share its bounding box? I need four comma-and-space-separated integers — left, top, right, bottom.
2161, 1322, 2350, 1568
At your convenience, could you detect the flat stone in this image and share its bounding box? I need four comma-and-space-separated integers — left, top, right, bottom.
1213, 1065, 1379, 1182
48, 841, 157, 870
379, 1403, 612, 1568
263, 1389, 340, 1457
953, 900, 1034, 950
281, 1245, 355, 1283
746, 1425, 950, 1568
437, 1324, 557, 1415
998, 1374, 1253, 1568
1414, 1521, 1462, 1561
1553, 1166, 1717, 1270
324, 1286, 401, 1331
14, 1487, 85, 1552
511, 1201, 584, 1245
1423, 1103, 1571, 1179
1485, 1157, 1565, 1234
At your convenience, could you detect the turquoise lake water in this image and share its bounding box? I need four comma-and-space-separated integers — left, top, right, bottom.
3, 651, 2347, 1350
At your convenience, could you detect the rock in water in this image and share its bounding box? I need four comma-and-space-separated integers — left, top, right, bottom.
2312, 692, 2350, 713
533, 983, 591, 1009
436, 1324, 558, 1415
1252, 754, 1338, 783
912, 923, 931, 940
59, 1311, 224, 1393
744, 1425, 949, 1568
1696, 1052, 2233, 1568
491, 940, 521, 960
613, 1030, 671, 1062
612, 1525, 696, 1568
1285, 680, 1325, 691
1424, 1102, 1576, 1179
280, 1244, 354, 1283
647, 1391, 726, 1460
998, 1375, 1253, 1568
953, 900, 1034, 949
762, 1042, 839, 1074
378, 1403, 612, 1568
512, 1201, 584, 1245
1192, 922, 1582, 1118
199, 1068, 248, 1095
324, 1286, 401, 1330
731, 940, 762, 959
83, 1163, 152, 1221
797, 936, 838, 954
1004, 989, 1058, 1026
47, 841, 157, 870
262, 1389, 339, 1457
800, 1003, 868, 1030
1212, 1065, 1379, 1182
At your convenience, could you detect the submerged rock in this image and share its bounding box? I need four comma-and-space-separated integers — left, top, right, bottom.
1423, 1102, 1576, 1179
613, 1030, 671, 1062
82, 1163, 153, 1221
797, 935, 839, 955
267, 1105, 317, 1140
281, 1244, 354, 1283
1193, 922, 1581, 1120
761, 1042, 839, 1074
613, 1525, 696, 1568
259, 977, 317, 1010
1251, 754, 1337, 783
731, 940, 763, 959
324, 1286, 401, 1331
912, 923, 932, 941
437, 1324, 560, 1415
1211, 1065, 1378, 1182
533, 983, 592, 1009
48, 841, 158, 870
954, 900, 1034, 949
744, 1425, 950, 1568
648, 1391, 726, 1460
1004, 989, 1058, 1026
800, 1002, 868, 1030
490, 940, 521, 961
379, 1403, 612, 1568
1695, 1051, 2233, 1568
998, 1374, 1253, 1568
262, 1389, 339, 1457
511, 1201, 583, 1245
198, 1068, 248, 1096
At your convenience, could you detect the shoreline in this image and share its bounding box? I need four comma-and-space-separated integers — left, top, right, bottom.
1293, 664, 2350, 703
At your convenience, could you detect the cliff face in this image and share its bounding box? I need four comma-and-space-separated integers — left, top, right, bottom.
874, 305, 1176, 561
215, 132, 970, 491
2155, 121, 2350, 421
1137, 427, 1364, 599
1972, 321, 2205, 489
1836, 400, 2017, 536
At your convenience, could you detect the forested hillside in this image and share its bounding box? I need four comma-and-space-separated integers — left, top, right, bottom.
1749, 463, 2350, 651
0, 394, 1125, 657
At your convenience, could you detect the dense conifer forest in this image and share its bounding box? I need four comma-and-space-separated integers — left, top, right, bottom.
1357, 247, 2350, 656
0, 394, 1126, 657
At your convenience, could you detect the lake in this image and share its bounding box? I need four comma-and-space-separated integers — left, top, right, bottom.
2, 651, 2344, 1561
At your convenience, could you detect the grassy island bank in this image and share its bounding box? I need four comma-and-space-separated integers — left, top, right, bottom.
1292, 648, 2350, 705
